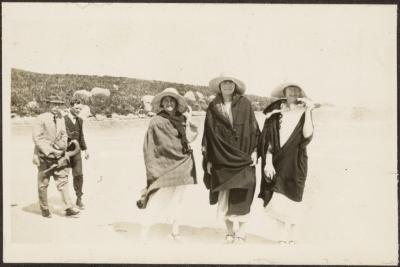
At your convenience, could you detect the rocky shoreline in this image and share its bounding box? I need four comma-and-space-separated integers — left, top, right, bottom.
10, 110, 208, 125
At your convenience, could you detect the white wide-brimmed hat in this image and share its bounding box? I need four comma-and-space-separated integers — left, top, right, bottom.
151, 87, 188, 113
270, 83, 307, 98
209, 72, 246, 95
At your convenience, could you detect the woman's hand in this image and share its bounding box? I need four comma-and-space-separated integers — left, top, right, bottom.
298, 97, 315, 109
265, 109, 284, 119
183, 105, 192, 122
206, 161, 212, 175
250, 151, 258, 166
264, 157, 276, 179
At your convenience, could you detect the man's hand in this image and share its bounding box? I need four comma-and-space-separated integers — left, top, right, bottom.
52, 149, 64, 158
83, 150, 90, 160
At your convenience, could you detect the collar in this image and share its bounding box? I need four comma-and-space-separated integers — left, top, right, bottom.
210, 94, 242, 129
67, 111, 78, 121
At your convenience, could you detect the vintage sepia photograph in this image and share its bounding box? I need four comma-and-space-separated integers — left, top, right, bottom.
2, 2, 398, 265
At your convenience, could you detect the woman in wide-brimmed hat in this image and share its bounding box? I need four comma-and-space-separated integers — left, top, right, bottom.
258, 84, 316, 245
208, 73, 246, 95
137, 87, 198, 242
201, 73, 260, 244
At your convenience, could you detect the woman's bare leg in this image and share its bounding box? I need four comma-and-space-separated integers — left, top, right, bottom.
172, 220, 180, 236
225, 219, 234, 235
224, 219, 235, 243
234, 221, 247, 243
288, 223, 297, 244
277, 219, 289, 244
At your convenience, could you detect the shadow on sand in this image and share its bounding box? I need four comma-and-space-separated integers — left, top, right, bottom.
110, 221, 275, 244
22, 197, 74, 217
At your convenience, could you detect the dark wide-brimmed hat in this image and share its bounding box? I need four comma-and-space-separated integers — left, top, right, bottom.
270, 83, 307, 98
151, 87, 188, 113
45, 95, 65, 105
209, 72, 246, 95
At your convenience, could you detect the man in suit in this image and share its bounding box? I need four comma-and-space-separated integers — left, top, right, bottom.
64, 99, 89, 209
32, 96, 80, 218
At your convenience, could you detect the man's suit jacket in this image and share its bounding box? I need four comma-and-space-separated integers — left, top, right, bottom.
32, 112, 68, 159
64, 114, 87, 151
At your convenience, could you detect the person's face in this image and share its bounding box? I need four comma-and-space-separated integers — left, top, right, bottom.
70, 103, 83, 116
219, 80, 236, 96
284, 87, 302, 104
49, 103, 65, 117
161, 96, 177, 113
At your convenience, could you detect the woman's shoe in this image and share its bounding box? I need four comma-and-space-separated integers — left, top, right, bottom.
234, 237, 246, 244
169, 233, 182, 242
224, 234, 235, 244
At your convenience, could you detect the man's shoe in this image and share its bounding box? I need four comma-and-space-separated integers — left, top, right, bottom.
76, 197, 85, 210
41, 209, 52, 218
65, 208, 80, 217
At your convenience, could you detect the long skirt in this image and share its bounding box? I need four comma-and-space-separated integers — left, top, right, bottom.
142, 185, 189, 225
264, 192, 303, 224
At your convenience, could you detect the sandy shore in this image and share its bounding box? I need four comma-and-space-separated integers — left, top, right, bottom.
4, 108, 398, 264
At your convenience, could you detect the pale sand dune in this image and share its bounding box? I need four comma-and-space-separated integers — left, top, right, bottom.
6, 108, 398, 264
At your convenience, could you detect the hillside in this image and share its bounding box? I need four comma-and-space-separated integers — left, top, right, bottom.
10, 68, 273, 117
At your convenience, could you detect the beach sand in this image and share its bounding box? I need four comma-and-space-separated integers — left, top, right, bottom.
4, 108, 398, 264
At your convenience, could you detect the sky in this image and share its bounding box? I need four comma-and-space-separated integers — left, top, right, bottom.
2, 3, 397, 108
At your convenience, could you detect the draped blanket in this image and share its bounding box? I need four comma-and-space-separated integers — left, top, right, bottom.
137, 115, 197, 208
157, 110, 192, 154
258, 104, 312, 206
202, 94, 260, 215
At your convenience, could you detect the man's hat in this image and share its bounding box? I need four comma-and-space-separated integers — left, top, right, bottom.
45, 95, 65, 104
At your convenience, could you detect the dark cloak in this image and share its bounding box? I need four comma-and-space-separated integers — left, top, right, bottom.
258, 101, 312, 206
202, 94, 260, 215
